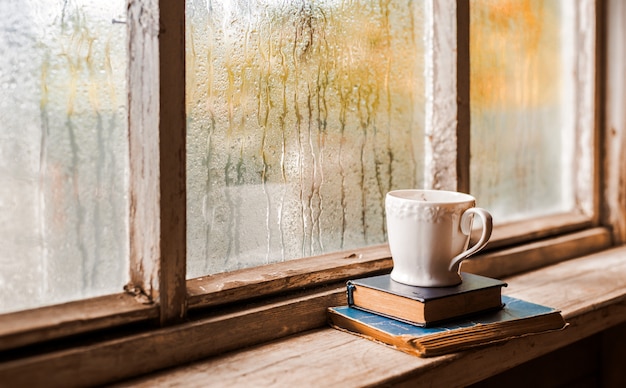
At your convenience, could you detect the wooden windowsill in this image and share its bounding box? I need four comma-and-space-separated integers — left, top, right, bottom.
121, 245, 626, 387
1, 226, 608, 355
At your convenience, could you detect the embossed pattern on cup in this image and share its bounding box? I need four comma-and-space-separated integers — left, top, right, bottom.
386, 189, 492, 287
386, 195, 466, 223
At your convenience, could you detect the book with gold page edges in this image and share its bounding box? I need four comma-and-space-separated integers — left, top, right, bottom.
328, 295, 567, 358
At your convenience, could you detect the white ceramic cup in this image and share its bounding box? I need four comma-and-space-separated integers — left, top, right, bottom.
385, 189, 493, 287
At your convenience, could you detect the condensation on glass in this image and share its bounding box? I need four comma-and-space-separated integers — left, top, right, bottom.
0, 1, 128, 314
186, 0, 425, 276
470, 0, 576, 222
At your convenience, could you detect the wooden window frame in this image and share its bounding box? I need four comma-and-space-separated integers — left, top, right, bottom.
2, 0, 625, 385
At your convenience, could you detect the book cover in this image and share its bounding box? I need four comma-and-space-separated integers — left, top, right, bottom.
347, 273, 507, 326
328, 295, 567, 358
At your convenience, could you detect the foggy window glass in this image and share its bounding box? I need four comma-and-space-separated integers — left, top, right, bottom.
186, 0, 425, 276
0, 0, 128, 314
470, 0, 575, 222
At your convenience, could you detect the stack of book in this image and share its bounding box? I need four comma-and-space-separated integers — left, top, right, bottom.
327, 272, 567, 358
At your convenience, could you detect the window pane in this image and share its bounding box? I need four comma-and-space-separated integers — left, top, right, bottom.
186, 0, 425, 276
470, 0, 577, 222
0, 1, 128, 314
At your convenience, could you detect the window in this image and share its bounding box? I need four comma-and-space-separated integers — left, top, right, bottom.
1, 0, 623, 383
186, 0, 426, 276
185, 0, 597, 275
0, 0, 128, 314
470, 0, 594, 222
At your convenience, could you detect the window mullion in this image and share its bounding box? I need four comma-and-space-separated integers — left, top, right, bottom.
128, 0, 187, 324
563, 0, 597, 220
423, 0, 469, 192
456, 0, 471, 194
605, 0, 626, 244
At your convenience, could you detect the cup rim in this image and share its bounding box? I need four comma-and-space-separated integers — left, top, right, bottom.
386, 189, 476, 204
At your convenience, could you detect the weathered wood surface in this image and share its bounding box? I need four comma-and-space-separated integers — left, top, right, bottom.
604, 0, 626, 244
153, 0, 187, 324
0, 288, 346, 387
485, 212, 592, 250
187, 244, 392, 308
127, 0, 161, 310
119, 246, 626, 387
187, 227, 608, 310
0, 294, 157, 352
127, 0, 187, 324
0, 229, 605, 355
568, 0, 597, 218
463, 227, 611, 278
2, 246, 625, 387
424, 0, 462, 191
455, 0, 470, 194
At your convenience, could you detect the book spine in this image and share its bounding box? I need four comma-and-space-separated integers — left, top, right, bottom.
346, 282, 356, 306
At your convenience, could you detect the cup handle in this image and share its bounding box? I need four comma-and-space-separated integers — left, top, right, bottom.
448, 207, 493, 272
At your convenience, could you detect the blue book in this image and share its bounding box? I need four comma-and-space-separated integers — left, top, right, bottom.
328, 295, 567, 358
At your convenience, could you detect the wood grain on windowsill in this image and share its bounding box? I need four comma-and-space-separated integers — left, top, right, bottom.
121, 245, 626, 387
